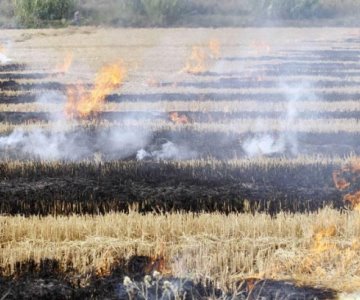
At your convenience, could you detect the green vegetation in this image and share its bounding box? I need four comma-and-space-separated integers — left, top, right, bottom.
0, 0, 360, 28
254, 0, 322, 19
126, 0, 185, 26
13, 0, 74, 27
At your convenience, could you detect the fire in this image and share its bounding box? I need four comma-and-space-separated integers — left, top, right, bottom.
344, 192, 360, 209
169, 112, 190, 125
312, 226, 337, 253
183, 46, 207, 74
65, 62, 126, 118
300, 225, 338, 274
183, 39, 221, 74
0, 44, 11, 64
209, 39, 221, 59
146, 77, 160, 88
251, 41, 272, 55
145, 256, 170, 275
333, 159, 360, 209
55, 51, 73, 74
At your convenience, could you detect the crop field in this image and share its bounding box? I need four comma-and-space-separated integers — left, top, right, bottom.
1, 27, 360, 299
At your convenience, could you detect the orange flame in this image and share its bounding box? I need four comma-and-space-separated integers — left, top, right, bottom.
55, 51, 73, 74
209, 39, 221, 59
146, 77, 160, 88
344, 192, 360, 209
300, 225, 338, 274
251, 41, 272, 55
145, 256, 170, 275
183, 46, 207, 74
169, 112, 190, 125
0, 44, 4, 53
333, 159, 360, 209
65, 62, 126, 118
312, 226, 337, 253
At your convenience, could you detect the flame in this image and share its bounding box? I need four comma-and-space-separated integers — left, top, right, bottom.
344, 192, 360, 209
146, 77, 160, 88
333, 159, 360, 209
209, 39, 221, 59
0, 44, 11, 64
55, 51, 73, 74
333, 170, 351, 191
182, 39, 221, 74
312, 226, 337, 253
251, 41, 272, 55
145, 256, 170, 275
65, 62, 126, 118
183, 46, 207, 74
169, 112, 190, 125
300, 225, 338, 274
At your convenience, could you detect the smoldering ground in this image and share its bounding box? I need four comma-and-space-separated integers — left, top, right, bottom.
0, 90, 199, 161
0, 29, 358, 161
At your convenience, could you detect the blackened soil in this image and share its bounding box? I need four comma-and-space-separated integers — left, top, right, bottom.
0, 257, 337, 300
0, 159, 344, 216
3, 110, 360, 125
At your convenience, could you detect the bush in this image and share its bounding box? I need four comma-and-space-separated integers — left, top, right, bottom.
125, 0, 187, 26
13, 0, 74, 27
254, 0, 322, 19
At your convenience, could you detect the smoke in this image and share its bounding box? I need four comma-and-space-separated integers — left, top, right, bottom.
0, 40, 12, 64
137, 141, 197, 161
243, 135, 284, 157
0, 53, 11, 64
0, 125, 150, 161
0, 89, 152, 161
0, 89, 198, 161
339, 292, 360, 300
242, 81, 314, 157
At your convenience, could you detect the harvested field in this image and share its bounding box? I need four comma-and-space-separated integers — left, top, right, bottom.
1, 27, 360, 298
1, 209, 360, 297
0, 159, 346, 215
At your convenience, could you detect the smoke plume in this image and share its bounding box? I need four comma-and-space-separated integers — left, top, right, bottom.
242, 81, 315, 157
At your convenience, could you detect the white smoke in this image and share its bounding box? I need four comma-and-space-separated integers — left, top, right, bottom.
137, 141, 197, 161
136, 149, 151, 160
0, 127, 72, 160
243, 134, 284, 157
0, 125, 150, 161
0, 53, 11, 64
0, 90, 152, 161
0, 86, 199, 161
0, 40, 12, 64
242, 81, 314, 157
339, 292, 360, 300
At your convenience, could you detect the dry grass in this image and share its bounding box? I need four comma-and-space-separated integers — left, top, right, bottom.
1, 100, 360, 113
2, 27, 360, 296
1, 118, 360, 135
0, 155, 349, 174
1, 208, 360, 292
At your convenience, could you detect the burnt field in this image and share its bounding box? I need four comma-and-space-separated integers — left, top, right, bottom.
0, 160, 345, 215
0, 28, 360, 214
1, 27, 360, 298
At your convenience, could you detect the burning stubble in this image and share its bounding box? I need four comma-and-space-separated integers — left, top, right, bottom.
183, 39, 222, 74
0, 43, 11, 64
183, 46, 207, 75
333, 159, 360, 209
65, 62, 126, 118
168, 112, 191, 125
2, 208, 360, 293
209, 39, 221, 60
0, 60, 155, 161
54, 51, 74, 75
